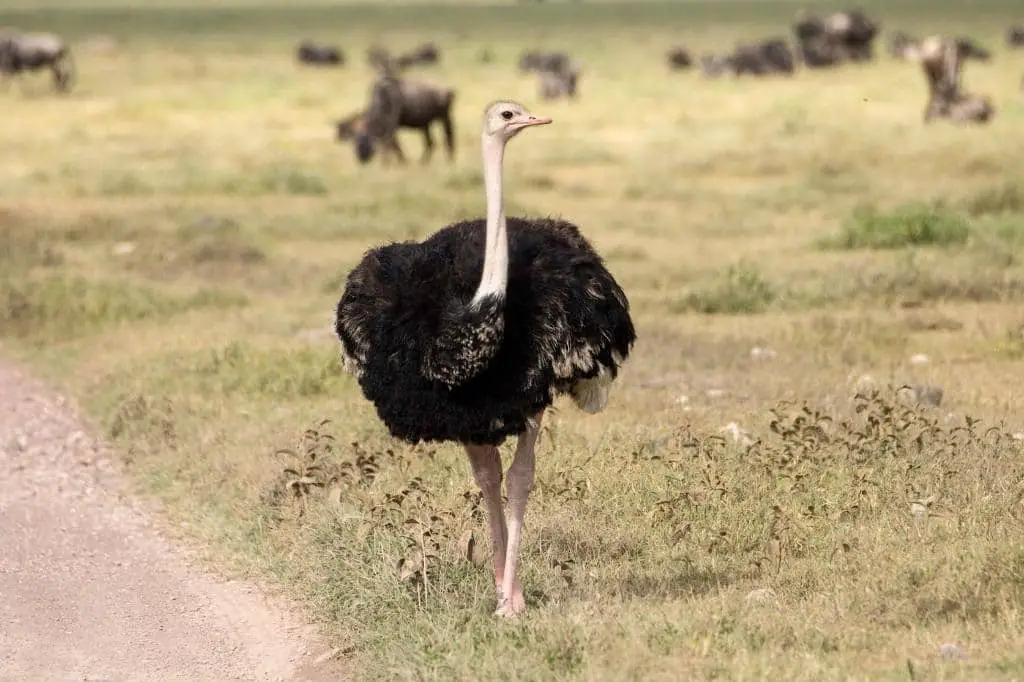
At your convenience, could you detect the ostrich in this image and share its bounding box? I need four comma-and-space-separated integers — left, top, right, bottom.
334, 100, 636, 617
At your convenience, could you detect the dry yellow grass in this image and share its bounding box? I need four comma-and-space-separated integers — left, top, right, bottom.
2, 1, 1024, 680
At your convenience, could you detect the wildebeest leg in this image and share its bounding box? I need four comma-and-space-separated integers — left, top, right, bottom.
52, 53, 74, 94
384, 134, 407, 166
419, 125, 434, 164
441, 112, 455, 162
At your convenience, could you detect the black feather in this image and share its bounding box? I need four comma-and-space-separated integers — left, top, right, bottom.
335, 216, 636, 446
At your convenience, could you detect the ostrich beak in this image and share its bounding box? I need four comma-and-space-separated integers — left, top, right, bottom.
518, 115, 553, 128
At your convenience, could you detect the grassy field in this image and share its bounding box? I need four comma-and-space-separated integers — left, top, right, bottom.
3, 1, 1024, 680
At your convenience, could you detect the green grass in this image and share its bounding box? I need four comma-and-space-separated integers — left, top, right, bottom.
3, 0, 1024, 680
822, 204, 973, 250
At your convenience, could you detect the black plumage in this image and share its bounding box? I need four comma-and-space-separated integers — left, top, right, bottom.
335, 216, 635, 446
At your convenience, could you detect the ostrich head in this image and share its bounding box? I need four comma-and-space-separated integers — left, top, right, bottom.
482, 100, 552, 143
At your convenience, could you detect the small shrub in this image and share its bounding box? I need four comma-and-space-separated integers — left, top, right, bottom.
674, 261, 776, 314
822, 204, 971, 250
0, 221, 64, 270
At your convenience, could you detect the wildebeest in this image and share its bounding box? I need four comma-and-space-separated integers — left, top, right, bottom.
518, 49, 581, 101
296, 40, 344, 67
0, 30, 74, 93
518, 49, 574, 74
396, 42, 441, 69
913, 35, 994, 125
794, 9, 879, 68
735, 38, 796, 75
666, 46, 693, 70
538, 67, 580, 100
697, 39, 795, 79
1008, 26, 1024, 48
348, 75, 456, 165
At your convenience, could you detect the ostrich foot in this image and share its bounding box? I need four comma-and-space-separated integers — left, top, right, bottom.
494, 588, 526, 618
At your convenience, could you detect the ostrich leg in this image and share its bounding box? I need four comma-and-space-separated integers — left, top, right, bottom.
466, 444, 508, 600
497, 411, 543, 617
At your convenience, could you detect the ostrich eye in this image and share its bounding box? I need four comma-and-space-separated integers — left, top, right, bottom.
501, 110, 514, 120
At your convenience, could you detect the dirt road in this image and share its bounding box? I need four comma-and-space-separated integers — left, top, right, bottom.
0, 357, 347, 682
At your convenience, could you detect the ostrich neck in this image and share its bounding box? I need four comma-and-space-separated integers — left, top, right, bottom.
471, 133, 508, 305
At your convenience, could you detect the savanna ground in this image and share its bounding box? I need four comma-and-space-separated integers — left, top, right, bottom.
2, 0, 1024, 679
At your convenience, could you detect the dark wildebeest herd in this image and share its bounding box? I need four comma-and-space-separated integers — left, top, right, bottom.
3, 10, 1023, 166
668, 10, 1024, 126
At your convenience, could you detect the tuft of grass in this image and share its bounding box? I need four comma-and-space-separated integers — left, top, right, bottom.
116, 218, 269, 282
257, 168, 330, 197
0, 220, 65, 271
673, 261, 777, 315
821, 204, 971, 250
124, 341, 344, 400
0, 275, 248, 343
964, 182, 1024, 217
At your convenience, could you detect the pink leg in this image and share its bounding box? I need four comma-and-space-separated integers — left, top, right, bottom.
465, 444, 508, 599
496, 412, 543, 617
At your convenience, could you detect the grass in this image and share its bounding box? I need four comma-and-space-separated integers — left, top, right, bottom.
3, 0, 1024, 679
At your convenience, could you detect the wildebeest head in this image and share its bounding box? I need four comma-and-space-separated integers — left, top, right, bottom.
355, 132, 375, 164
336, 111, 366, 141
956, 36, 991, 61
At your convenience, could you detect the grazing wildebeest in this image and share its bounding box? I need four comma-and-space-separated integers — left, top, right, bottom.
350, 75, 456, 165
1008, 26, 1024, 48
537, 67, 580, 100
518, 49, 573, 74
0, 30, 74, 93
794, 9, 879, 68
914, 35, 994, 125
666, 46, 693, 70
697, 39, 795, 79
735, 38, 796, 75
518, 49, 580, 101
296, 40, 344, 67
396, 42, 441, 69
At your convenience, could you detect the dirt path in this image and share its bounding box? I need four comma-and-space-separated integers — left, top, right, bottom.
0, 356, 347, 682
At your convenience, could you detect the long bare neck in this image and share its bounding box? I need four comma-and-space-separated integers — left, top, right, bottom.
471, 133, 509, 305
